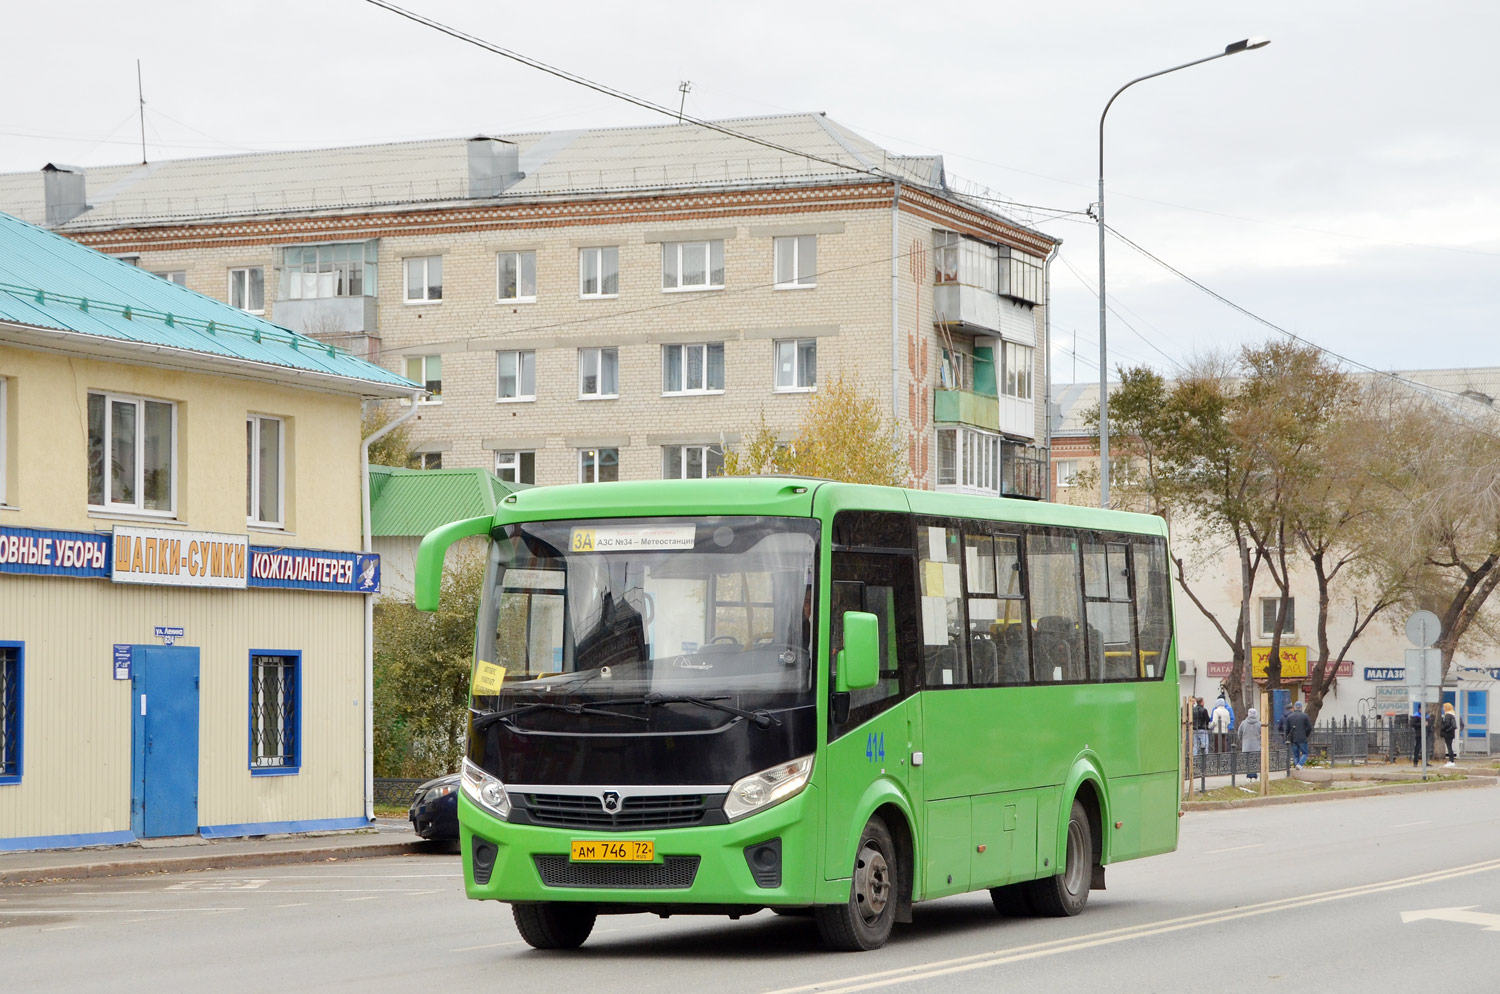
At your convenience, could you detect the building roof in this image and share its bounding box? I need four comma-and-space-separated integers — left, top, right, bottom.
368, 465, 517, 537
0, 113, 1035, 235
0, 211, 417, 397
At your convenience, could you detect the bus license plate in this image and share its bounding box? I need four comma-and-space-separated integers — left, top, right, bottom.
570, 840, 654, 862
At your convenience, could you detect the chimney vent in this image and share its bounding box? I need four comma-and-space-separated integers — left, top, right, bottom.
42, 163, 90, 227
467, 137, 524, 199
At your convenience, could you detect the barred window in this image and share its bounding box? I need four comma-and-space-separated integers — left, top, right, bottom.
250, 653, 299, 773
1, 643, 21, 782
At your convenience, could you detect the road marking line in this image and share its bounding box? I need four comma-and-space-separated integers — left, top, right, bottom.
452, 939, 528, 952
1204, 843, 1264, 854
0, 907, 247, 915
1391, 820, 1431, 828
344, 896, 381, 902
40, 925, 84, 931
274, 903, 311, 909
760, 857, 1500, 994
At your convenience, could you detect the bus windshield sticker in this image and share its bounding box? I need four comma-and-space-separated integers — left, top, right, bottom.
505, 568, 565, 590
570, 525, 696, 552
473, 660, 507, 695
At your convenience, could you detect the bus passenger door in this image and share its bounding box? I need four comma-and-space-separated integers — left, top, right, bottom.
822, 553, 923, 882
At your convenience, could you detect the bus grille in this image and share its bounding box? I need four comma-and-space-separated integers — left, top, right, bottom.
534, 855, 700, 889
524, 793, 711, 831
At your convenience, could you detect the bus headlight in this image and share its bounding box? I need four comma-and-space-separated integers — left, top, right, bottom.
723, 756, 813, 822
461, 757, 511, 820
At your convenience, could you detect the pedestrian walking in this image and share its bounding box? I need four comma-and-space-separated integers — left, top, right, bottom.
1239, 707, 1262, 780
1441, 703, 1459, 766
1192, 697, 1210, 756
1285, 700, 1312, 769
1210, 697, 1232, 753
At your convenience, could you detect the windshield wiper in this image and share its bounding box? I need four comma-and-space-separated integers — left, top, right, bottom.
639, 693, 782, 729
471, 700, 649, 732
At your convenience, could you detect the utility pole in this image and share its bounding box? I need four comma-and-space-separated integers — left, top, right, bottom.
137, 60, 147, 165
677, 81, 691, 123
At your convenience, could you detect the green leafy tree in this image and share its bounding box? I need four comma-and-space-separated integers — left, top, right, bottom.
373, 551, 484, 777
724, 372, 904, 485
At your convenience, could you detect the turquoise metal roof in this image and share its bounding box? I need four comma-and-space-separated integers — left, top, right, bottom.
0, 211, 416, 395
369, 465, 520, 537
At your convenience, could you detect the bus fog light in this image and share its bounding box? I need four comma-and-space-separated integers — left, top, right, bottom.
724, 756, 812, 821
461, 757, 511, 820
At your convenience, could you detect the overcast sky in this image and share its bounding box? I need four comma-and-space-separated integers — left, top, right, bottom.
3, 1, 1496, 382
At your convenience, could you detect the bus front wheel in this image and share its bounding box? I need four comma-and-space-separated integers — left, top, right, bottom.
512, 903, 597, 949
816, 817, 898, 951
1026, 799, 1091, 917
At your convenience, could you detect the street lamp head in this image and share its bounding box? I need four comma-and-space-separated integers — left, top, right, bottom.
1224, 36, 1271, 55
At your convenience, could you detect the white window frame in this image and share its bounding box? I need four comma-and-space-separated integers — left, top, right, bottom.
496, 350, 536, 402
663, 444, 724, 479
497, 250, 537, 303
403, 255, 443, 303
228, 266, 264, 313
246, 414, 285, 529
1002, 341, 1034, 400
495, 450, 536, 485
773, 338, 817, 392
87, 390, 178, 516
279, 242, 376, 300
153, 271, 187, 286
1259, 597, 1296, 637
578, 347, 619, 400
410, 452, 443, 470
1056, 459, 1079, 488
662, 343, 725, 395
936, 426, 1000, 496
406, 355, 442, 404
578, 447, 619, 483
661, 240, 724, 292
773, 235, 817, 289
578, 246, 619, 299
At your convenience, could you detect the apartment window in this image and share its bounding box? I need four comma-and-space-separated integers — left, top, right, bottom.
406, 355, 442, 402
1002, 342, 1034, 400
410, 452, 443, 470
773, 235, 817, 288
663, 343, 725, 394
404, 256, 443, 302
87, 391, 175, 514
662, 240, 724, 291
279, 242, 376, 299
0, 643, 21, 783
1007, 252, 1043, 305
774, 338, 817, 391
229, 266, 264, 313
497, 350, 536, 401
663, 444, 724, 479
246, 415, 284, 527
1260, 597, 1296, 637
936, 426, 999, 495
495, 450, 535, 485
1055, 459, 1079, 488
497, 251, 537, 302
579, 246, 619, 298
934, 231, 959, 283
152, 271, 186, 286
578, 347, 619, 399
249, 652, 299, 773
579, 448, 618, 483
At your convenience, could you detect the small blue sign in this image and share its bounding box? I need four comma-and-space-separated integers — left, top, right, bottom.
0, 526, 111, 578
113, 644, 132, 680
248, 547, 380, 594
1365, 667, 1405, 682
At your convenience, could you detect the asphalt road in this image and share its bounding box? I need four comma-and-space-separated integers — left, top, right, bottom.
3, 786, 1497, 994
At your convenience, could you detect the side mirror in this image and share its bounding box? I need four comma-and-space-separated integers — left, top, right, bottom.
836, 611, 880, 692
414, 515, 492, 611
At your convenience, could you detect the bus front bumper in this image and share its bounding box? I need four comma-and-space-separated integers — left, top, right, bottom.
459, 785, 821, 908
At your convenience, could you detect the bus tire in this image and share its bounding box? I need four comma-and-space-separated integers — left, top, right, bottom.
988, 882, 1033, 916
512, 903, 597, 949
815, 817, 898, 951
1026, 799, 1091, 917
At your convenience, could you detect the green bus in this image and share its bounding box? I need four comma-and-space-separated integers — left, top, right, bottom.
415, 477, 1180, 951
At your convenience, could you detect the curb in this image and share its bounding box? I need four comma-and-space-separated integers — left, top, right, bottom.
0, 840, 439, 887
1183, 774, 1495, 811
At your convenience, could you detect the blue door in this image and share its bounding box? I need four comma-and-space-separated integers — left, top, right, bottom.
131, 646, 200, 838
1464, 690, 1489, 753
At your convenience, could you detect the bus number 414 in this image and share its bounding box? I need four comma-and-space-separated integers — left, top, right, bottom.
866, 732, 885, 763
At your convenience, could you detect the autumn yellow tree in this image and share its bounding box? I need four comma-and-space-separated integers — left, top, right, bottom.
723, 373, 904, 485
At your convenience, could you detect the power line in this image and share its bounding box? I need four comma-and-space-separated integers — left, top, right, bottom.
1053, 251, 1185, 373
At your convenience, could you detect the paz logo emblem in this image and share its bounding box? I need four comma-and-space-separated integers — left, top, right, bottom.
601, 791, 621, 812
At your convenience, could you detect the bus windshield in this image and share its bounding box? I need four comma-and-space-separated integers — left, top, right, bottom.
474, 515, 819, 709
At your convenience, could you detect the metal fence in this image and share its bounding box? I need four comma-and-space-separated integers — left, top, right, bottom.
373, 777, 429, 807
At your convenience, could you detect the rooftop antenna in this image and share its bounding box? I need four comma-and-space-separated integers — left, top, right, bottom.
676, 80, 691, 123
137, 60, 147, 165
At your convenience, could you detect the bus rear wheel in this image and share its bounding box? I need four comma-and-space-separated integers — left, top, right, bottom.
816, 817, 897, 951
512, 903, 597, 949
1026, 799, 1092, 917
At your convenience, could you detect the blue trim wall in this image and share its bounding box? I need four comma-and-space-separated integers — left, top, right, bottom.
200, 816, 370, 839
0, 830, 135, 853
0, 640, 23, 785
248, 648, 302, 776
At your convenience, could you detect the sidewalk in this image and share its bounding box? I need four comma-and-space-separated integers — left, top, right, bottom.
0, 819, 450, 886
1183, 761, 1497, 810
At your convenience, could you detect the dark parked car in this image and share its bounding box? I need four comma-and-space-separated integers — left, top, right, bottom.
408, 773, 460, 841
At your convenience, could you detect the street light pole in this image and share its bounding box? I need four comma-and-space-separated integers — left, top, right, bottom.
1096, 37, 1269, 509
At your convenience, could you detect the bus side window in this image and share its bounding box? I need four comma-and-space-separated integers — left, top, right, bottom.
919, 523, 968, 687
1132, 537, 1172, 678
1026, 530, 1088, 683
1084, 539, 1139, 681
